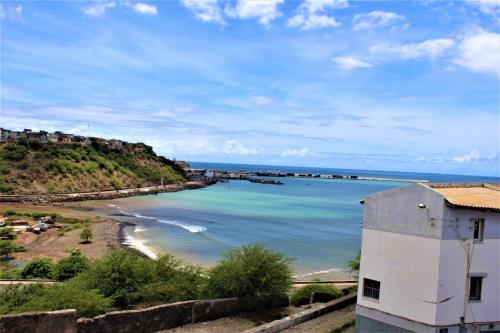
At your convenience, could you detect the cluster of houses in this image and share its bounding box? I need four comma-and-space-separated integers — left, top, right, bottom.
0, 128, 126, 151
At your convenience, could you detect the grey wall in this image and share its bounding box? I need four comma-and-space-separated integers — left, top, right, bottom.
362, 184, 446, 239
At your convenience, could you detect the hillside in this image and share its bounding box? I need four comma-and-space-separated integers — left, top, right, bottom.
0, 139, 187, 194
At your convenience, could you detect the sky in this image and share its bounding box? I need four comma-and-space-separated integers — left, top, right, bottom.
1, 0, 499, 176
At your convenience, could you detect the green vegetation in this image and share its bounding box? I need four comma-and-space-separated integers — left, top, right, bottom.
290, 284, 343, 307
53, 250, 90, 281
21, 258, 54, 279
206, 243, 293, 300
79, 227, 93, 243
0, 243, 293, 317
347, 251, 361, 272
0, 240, 25, 260
0, 227, 16, 239
0, 140, 186, 194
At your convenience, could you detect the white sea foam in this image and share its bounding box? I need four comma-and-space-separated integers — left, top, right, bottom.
135, 226, 147, 233
122, 230, 158, 259
293, 267, 349, 279
131, 212, 207, 233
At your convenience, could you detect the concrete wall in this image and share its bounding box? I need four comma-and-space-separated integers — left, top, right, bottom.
0, 309, 77, 333
0, 296, 288, 333
435, 206, 500, 325
362, 183, 446, 239
359, 183, 500, 329
357, 228, 441, 325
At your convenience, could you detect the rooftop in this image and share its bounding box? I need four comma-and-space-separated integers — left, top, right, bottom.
427, 183, 500, 211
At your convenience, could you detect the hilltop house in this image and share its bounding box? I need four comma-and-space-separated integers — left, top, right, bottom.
356, 183, 499, 333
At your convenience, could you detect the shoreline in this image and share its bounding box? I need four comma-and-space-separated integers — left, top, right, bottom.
0, 181, 211, 203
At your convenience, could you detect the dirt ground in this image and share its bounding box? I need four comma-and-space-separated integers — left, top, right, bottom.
0, 203, 121, 264
283, 304, 356, 333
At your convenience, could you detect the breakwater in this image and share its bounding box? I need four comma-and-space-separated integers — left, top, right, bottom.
210, 170, 428, 183
0, 181, 211, 203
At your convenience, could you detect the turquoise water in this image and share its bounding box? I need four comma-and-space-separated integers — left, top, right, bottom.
109, 163, 499, 277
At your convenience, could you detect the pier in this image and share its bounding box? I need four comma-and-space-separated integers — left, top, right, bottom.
187, 169, 429, 184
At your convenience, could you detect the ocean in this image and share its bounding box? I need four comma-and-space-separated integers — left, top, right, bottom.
104, 163, 499, 279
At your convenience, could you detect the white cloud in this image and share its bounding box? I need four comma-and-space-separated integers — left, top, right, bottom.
332, 56, 372, 70
0, 4, 23, 21
225, 0, 284, 26
250, 96, 274, 106
180, 0, 225, 24
287, 14, 340, 30
288, 0, 346, 30
353, 11, 406, 31
83, 2, 116, 17
133, 3, 158, 15
299, 0, 349, 13
223, 140, 262, 155
416, 150, 499, 164
370, 38, 455, 60
280, 147, 315, 157
466, 0, 500, 17
454, 28, 500, 77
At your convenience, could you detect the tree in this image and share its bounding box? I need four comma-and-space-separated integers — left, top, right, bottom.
347, 251, 361, 272
53, 250, 90, 281
206, 243, 293, 299
79, 227, 93, 244
21, 258, 54, 279
0, 227, 16, 239
0, 240, 15, 260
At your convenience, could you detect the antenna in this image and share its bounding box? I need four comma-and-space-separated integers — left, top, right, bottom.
87, 124, 90, 138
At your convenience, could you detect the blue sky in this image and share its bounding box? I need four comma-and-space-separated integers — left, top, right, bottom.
1, 0, 499, 176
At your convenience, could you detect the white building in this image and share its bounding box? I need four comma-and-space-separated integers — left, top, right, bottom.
356, 183, 500, 333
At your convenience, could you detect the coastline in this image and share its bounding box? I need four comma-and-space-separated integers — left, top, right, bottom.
0, 181, 210, 203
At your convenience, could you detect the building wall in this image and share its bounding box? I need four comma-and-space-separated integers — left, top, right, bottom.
357, 228, 441, 325
362, 183, 446, 239
435, 208, 500, 325
359, 183, 500, 328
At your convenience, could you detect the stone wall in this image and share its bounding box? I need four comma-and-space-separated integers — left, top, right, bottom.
243, 292, 357, 333
0, 309, 77, 333
0, 296, 288, 333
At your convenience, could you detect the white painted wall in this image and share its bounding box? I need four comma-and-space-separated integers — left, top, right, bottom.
358, 184, 500, 327
435, 208, 500, 325
357, 229, 441, 325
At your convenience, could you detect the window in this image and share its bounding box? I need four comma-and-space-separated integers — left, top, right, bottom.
469, 276, 483, 301
439, 329, 449, 333
363, 278, 380, 300
473, 218, 484, 241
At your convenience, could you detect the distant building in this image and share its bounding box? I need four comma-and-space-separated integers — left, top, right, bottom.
356, 183, 500, 333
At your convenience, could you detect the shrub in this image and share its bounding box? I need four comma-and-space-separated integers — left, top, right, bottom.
0, 240, 24, 259
206, 243, 293, 299
77, 248, 155, 307
0, 284, 47, 314
347, 251, 361, 272
290, 284, 343, 307
53, 250, 90, 281
20, 283, 112, 317
0, 227, 16, 239
3, 282, 112, 317
21, 258, 54, 279
79, 227, 93, 243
